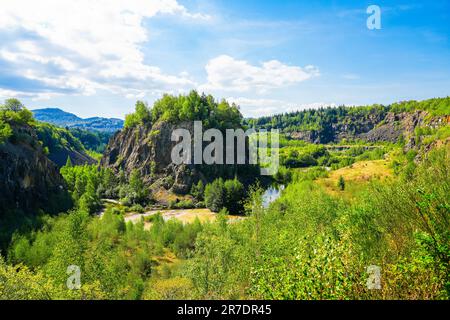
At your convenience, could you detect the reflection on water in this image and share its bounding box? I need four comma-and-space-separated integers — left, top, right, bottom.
262, 185, 285, 208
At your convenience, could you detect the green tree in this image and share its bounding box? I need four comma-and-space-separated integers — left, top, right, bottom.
124, 101, 151, 128
44, 210, 89, 290
0, 98, 34, 125
120, 169, 149, 206
2, 98, 24, 112
65, 156, 73, 168
338, 176, 345, 191
0, 121, 12, 144
79, 177, 101, 213
191, 180, 205, 201
205, 178, 225, 212
74, 175, 86, 200
224, 179, 244, 214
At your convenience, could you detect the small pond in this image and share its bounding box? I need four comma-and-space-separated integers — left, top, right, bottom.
262, 184, 285, 208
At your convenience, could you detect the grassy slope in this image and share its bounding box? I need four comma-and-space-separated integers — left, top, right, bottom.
316, 159, 393, 199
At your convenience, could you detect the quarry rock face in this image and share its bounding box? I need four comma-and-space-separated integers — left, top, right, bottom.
101, 121, 202, 195
288, 110, 447, 147
0, 124, 69, 215
287, 110, 387, 144
362, 111, 448, 149
101, 120, 257, 196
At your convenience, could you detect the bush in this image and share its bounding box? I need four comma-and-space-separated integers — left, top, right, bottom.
337, 176, 345, 191
204, 178, 245, 214
124, 101, 152, 129
204, 179, 225, 212
129, 204, 145, 213
0, 121, 12, 144
170, 199, 195, 209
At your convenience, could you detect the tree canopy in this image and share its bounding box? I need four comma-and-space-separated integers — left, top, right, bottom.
124, 91, 243, 130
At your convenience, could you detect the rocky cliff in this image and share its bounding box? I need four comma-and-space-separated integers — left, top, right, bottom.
101, 121, 258, 197
362, 111, 448, 148
0, 124, 71, 215
288, 111, 448, 146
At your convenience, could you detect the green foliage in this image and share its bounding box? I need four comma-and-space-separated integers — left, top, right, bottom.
2, 147, 449, 299
223, 179, 245, 214
169, 199, 195, 209
390, 97, 450, 116
204, 178, 245, 214
0, 255, 55, 299
0, 99, 96, 166
119, 169, 150, 206
247, 97, 450, 145
291, 166, 329, 182
204, 178, 225, 212
124, 101, 152, 129
35, 122, 86, 155
190, 181, 205, 201
0, 99, 34, 126
5, 207, 154, 299
0, 121, 12, 144
2, 97, 448, 301
280, 144, 327, 168
69, 128, 112, 153
274, 165, 292, 183
125, 90, 242, 130
2, 98, 24, 112
184, 146, 450, 299
60, 164, 117, 214
148, 213, 203, 258
278, 144, 389, 170
338, 176, 345, 191
246, 104, 389, 143
414, 124, 450, 147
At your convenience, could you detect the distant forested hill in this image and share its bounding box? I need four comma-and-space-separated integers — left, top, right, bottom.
245, 97, 450, 144
32, 108, 124, 133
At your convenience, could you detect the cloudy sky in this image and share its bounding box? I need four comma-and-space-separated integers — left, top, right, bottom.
0, 0, 449, 118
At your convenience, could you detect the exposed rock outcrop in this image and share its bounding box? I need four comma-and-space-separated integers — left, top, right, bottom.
101, 121, 258, 197
362, 111, 449, 150
0, 124, 71, 215
288, 110, 448, 147
289, 130, 320, 144
287, 111, 387, 144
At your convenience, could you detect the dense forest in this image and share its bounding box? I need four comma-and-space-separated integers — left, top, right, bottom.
0, 95, 449, 300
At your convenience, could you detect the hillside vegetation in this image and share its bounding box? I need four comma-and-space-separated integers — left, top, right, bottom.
246, 97, 450, 144
125, 91, 242, 130
0, 95, 449, 300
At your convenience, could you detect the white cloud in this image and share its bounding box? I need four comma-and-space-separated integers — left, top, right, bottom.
0, 0, 207, 98
0, 49, 76, 71
201, 55, 319, 93
227, 96, 335, 117
0, 88, 60, 101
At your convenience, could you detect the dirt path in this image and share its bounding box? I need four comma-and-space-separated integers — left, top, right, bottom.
124, 208, 217, 224
99, 200, 246, 228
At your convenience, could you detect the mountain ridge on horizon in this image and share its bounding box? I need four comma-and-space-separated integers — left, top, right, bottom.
32, 107, 124, 133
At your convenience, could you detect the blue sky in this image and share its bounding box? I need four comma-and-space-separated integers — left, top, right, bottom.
0, 0, 449, 118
